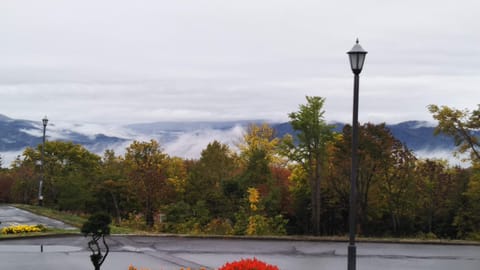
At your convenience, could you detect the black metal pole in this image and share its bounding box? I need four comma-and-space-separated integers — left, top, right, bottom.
38, 122, 46, 206
348, 73, 360, 270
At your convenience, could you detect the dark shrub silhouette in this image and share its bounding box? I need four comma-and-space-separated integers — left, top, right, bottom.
81, 212, 112, 270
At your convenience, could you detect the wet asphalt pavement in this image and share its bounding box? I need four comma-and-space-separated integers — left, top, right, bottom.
0, 205, 76, 230
1, 235, 480, 270
1, 205, 480, 269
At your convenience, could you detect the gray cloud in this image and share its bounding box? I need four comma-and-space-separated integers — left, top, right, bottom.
0, 0, 479, 125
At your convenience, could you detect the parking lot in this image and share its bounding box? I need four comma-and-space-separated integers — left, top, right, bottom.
1, 205, 480, 270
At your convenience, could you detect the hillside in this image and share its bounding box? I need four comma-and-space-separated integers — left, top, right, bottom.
0, 114, 466, 165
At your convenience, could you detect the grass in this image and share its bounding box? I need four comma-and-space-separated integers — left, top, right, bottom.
6, 204, 480, 244
13, 204, 86, 228
11, 204, 136, 235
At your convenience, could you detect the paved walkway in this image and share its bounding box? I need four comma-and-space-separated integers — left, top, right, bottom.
0, 205, 76, 230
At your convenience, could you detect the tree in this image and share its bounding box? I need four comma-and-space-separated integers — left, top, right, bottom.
238, 123, 286, 217
0, 171, 14, 203
415, 159, 463, 237
328, 123, 416, 235
282, 96, 334, 235
239, 123, 280, 165
10, 161, 37, 204
428, 104, 480, 238
323, 133, 350, 235
94, 150, 134, 224
20, 141, 101, 210
453, 165, 480, 238
185, 141, 238, 218
82, 212, 112, 270
428, 104, 480, 162
124, 140, 173, 227
286, 163, 312, 234
377, 139, 417, 234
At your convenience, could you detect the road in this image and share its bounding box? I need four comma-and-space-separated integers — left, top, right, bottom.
1, 235, 480, 270
0, 205, 479, 269
0, 205, 76, 230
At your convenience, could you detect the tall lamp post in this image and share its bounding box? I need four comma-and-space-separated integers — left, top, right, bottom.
38, 116, 48, 206
347, 39, 367, 270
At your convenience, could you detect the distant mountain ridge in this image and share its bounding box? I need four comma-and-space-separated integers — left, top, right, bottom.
0, 114, 466, 164
272, 120, 459, 152
0, 114, 125, 153
385, 121, 457, 151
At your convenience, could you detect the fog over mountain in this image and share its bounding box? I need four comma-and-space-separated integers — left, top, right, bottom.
0, 114, 466, 167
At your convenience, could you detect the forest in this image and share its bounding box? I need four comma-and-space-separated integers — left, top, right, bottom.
0, 97, 479, 240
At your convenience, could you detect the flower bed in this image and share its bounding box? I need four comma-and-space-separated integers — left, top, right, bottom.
128, 257, 278, 270
219, 258, 279, 270
1, 224, 46, 234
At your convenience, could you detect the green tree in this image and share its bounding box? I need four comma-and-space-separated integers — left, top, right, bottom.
377, 140, 417, 235
124, 140, 174, 227
185, 141, 238, 219
94, 150, 133, 224
21, 141, 101, 211
322, 134, 350, 235
428, 104, 480, 161
282, 96, 334, 235
428, 104, 480, 238
415, 159, 468, 238
328, 123, 416, 235
453, 165, 480, 238
286, 163, 312, 234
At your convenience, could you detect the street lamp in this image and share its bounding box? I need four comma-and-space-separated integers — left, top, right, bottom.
347, 39, 367, 270
38, 116, 48, 206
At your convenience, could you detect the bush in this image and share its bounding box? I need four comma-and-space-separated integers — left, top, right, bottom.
128, 265, 206, 270
203, 218, 234, 235
466, 232, 480, 241
241, 214, 287, 236
120, 212, 150, 231
416, 231, 438, 240
219, 258, 279, 270
127, 258, 278, 270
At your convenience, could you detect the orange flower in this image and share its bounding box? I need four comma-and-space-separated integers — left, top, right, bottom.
218, 258, 279, 270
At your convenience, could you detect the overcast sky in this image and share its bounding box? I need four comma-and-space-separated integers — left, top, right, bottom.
1, 0, 479, 125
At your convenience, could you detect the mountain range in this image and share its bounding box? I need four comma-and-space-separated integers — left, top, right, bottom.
0, 114, 465, 166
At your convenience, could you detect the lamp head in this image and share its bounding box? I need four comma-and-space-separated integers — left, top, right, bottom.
347, 39, 368, 75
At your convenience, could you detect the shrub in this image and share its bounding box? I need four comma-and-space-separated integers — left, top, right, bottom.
218, 258, 279, 270
416, 231, 438, 240
466, 232, 480, 241
120, 212, 149, 231
128, 265, 206, 270
127, 258, 277, 270
243, 214, 287, 236
203, 218, 234, 235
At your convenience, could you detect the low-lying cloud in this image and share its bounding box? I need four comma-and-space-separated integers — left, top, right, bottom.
1, 121, 248, 167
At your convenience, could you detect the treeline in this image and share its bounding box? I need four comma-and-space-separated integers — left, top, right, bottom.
0, 97, 479, 240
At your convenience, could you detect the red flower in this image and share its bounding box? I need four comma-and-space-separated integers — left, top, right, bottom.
218, 258, 279, 270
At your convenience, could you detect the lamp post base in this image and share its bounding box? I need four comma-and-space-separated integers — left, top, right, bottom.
348, 244, 356, 270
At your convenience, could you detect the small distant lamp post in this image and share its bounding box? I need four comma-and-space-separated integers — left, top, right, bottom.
38, 116, 48, 206
347, 39, 367, 270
